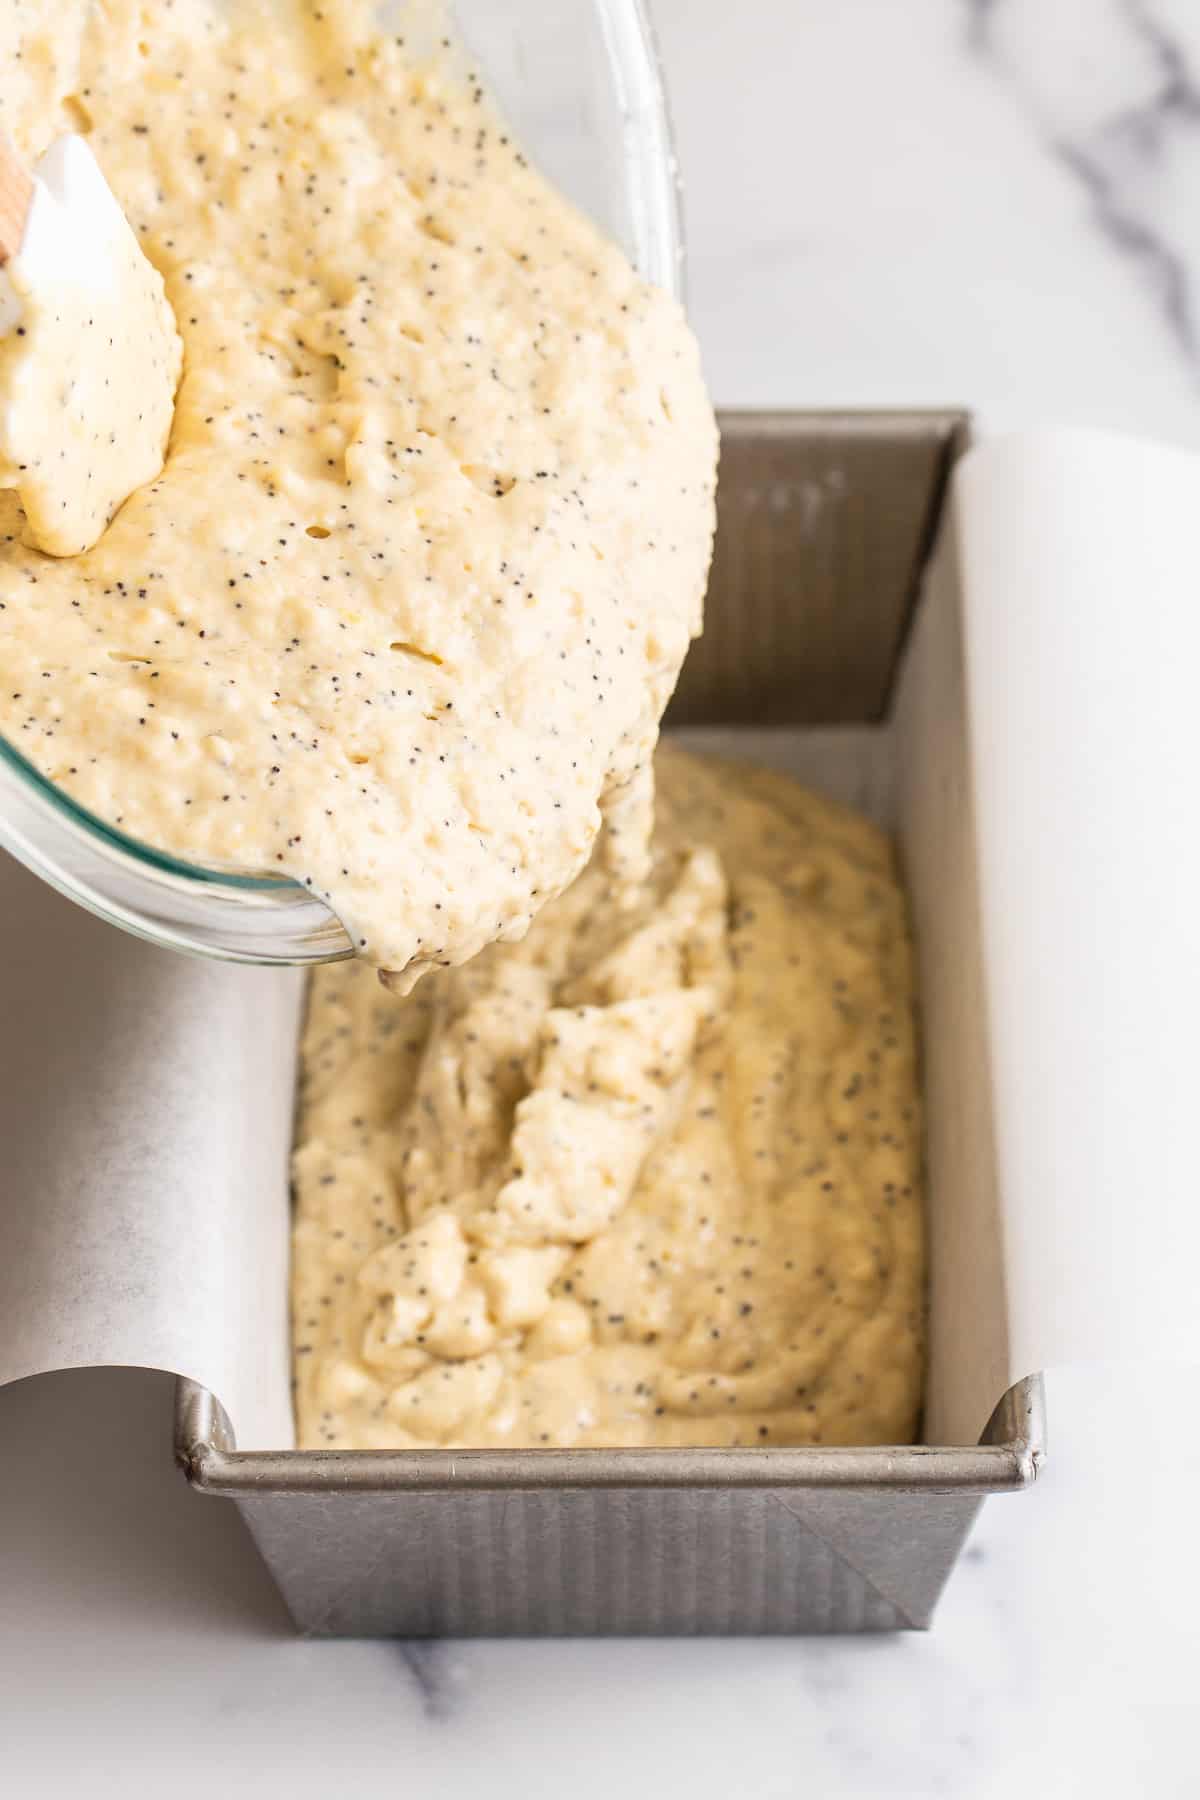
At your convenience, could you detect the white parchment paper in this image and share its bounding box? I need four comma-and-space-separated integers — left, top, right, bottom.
958, 428, 1200, 1386
0, 855, 303, 1450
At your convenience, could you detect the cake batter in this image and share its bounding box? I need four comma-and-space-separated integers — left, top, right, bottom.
0, 0, 716, 983
293, 747, 925, 1449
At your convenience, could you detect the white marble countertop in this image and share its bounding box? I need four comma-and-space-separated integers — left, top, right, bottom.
4, 3, 1199, 1794
676, 0, 1200, 451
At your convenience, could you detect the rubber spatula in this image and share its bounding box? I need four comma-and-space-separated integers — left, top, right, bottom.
0, 133, 182, 557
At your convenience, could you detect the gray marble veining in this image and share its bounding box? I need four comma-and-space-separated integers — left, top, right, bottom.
395, 1641, 464, 1721
967, 0, 1200, 369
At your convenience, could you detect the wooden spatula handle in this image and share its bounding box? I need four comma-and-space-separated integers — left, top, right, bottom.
0, 137, 33, 266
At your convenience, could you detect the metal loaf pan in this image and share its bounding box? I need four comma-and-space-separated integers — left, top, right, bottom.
176, 410, 1045, 1636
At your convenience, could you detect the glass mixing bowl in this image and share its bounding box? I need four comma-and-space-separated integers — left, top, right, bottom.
0, 0, 682, 964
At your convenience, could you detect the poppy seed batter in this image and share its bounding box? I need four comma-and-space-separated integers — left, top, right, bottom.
0, 0, 716, 982
293, 747, 925, 1450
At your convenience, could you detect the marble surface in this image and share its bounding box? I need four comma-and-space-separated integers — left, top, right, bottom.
674, 0, 1200, 448
4, 2, 1200, 1795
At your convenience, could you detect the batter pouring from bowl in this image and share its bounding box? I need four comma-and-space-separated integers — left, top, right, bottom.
0, 0, 717, 986
0, 3, 926, 1453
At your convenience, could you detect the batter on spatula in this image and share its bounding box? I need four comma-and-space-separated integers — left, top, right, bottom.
0, 0, 717, 984
0, 133, 182, 557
